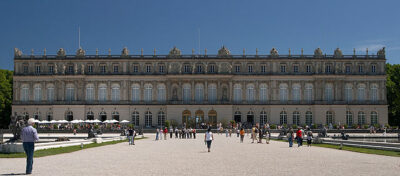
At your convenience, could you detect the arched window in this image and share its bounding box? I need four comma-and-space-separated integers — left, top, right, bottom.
260, 111, 267, 126
195, 110, 205, 125
144, 84, 153, 103
158, 111, 166, 127
259, 84, 268, 103
292, 84, 301, 102
293, 111, 300, 126
370, 84, 378, 102
66, 84, 75, 101
87, 111, 94, 120
46, 111, 53, 121
86, 84, 94, 101
33, 111, 40, 120
233, 84, 242, 103
208, 110, 217, 126
195, 84, 204, 103
66, 111, 73, 121
99, 111, 107, 121
371, 111, 378, 125
305, 111, 313, 126
183, 84, 191, 103
280, 111, 287, 125
98, 84, 107, 101
234, 111, 241, 123
326, 111, 334, 125
279, 84, 288, 102
21, 84, 29, 102
304, 84, 313, 103
131, 111, 139, 126
246, 84, 255, 103
358, 111, 366, 125
145, 111, 152, 127
182, 110, 191, 126
324, 84, 333, 102
34, 84, 42, 102
247, 111, 254, 125
208, 84, 217, 103
346, 111, 353, 125
157, 84, 166, 103
357, 84, 366, 102
112, 111, 120, 121
344, 84, 353, 102
131, 84, 140, 103
111, 84, 120, 102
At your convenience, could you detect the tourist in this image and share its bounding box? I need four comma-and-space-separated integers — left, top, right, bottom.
204, 128, 214, 152
307, 130, 313, 147
265, 130, 270, 144
193, 128, 196, 139
156, 128, 159, 140
258, 127, 263, 143
296, 127, 303, 147
73, 128, 77, 135
170, 126, 173, 138
287, 128, 294, 147
175, 127, 178, 138
21, 118, 39, 175
229, 129, 232, 137
160, 128, 163, 140
163, 127, 168, 140
240, 128, 245, 143
189, 127, 193, 138
128, 128, 134, 145
225, 129, 229, 137
236, 128, 240, 137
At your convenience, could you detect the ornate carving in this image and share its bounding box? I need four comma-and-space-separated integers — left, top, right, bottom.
377, 47, 385, 58
168, 46, 181, 57
81, 64, 85, 74
121, 47, 129, 57
57, 48, 66, 57
172, 87, 178, 100
54, 64, 58, 74
8, 115, 26, 142
314, 48, 323, 58
222, 87, 228, 101
334, 48, 343, 58
62, 64, 66, 74
218, 46, 230, 57
14, 48, 22, 57
270, 48, 279, 57
74, 64, 78, 74
76, 48, 85, 57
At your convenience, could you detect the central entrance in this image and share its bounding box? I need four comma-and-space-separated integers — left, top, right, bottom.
208, 110, 217, 127
234, 111, 242, 123
247, 111, 254, 126
182, 110, 191, 127
195, 110, 204, 128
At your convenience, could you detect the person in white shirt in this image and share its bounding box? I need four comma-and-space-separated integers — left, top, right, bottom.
204, 128, 214, 152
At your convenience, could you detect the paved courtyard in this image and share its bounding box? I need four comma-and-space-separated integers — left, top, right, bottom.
0, 134, 399, 176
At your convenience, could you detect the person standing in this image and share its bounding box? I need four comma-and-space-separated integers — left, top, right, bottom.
287, 128, 294, 147
128, 128, 134, 145
159, 128, 163, 140
204, 128, 214, 152
163, 127, 168, 140
240, 128, 245, 143
175, 127, 178, 138
170, 126, 173, 138
193, 128, 196, 139
236, 128, 240, 137
307, 130, 313, 147
296, 128, 303, 147
258, 127, 263, 144
21, 118, 39, 175
156, 128, 159, 141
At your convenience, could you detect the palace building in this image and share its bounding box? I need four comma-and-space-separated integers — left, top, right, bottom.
12, 46, 388, 127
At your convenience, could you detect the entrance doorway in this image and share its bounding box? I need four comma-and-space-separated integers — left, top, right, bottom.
100, 111, 107, 122
182, 110, 191, 127
66, 111, 73, 121
208, 110, 217, 127
234, 111, 241, 123
247, 111, 254, 126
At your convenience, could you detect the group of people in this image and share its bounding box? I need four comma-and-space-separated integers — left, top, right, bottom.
155, 127, 198, 140
287, 127, 313, 147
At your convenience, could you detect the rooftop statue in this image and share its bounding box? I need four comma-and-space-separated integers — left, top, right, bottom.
218, 46, 230, 57
168, 46, 181, 57
14, 48, 22, 57
270, 48, 279, 57
334, 48, 343, 58
377, 47, 385, 59
76, 48, 85, 57
121, 47, 129, 57
314, 48, 323, 58
57, 48, 66, 57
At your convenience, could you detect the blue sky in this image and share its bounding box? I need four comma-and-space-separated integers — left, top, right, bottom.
1, 0, 400, 70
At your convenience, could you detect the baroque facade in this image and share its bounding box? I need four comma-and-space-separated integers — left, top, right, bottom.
12, 46, 388, 127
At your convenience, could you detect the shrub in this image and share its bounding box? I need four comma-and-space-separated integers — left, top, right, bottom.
94, 125, 99, 129
351, 124, 358, 129
333, 124, 338, 129
73, 124, 79, 129
165, 120, 170, 128
127, 124, 133, 129
292, 124, 297, 129
283, 124, 287, 128
343, 124, 348, 129
373, 124, 380, 129
363, 125, 369, 129
270, 124, 277, 129
312, 124, 317, 129
53, 124, 58, 129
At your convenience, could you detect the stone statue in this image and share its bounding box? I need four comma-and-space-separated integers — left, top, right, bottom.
81, 64, 85, 74
121, 47, 129, 57
222, 87, 228, 101
218, 46, 230, 57
270, 48, 279, 58
62, 64, 66, 74
377, 47, 385, 58
334, 48, 343, 58
172, 88, 178, 100
54, 64, 58, 74
57, 48, 66, 57
14, 48, 22, 57
7, 115, 26, 142
169, 46, 181, 57
76, 48, 85, 57
74, 64, 78, 74
314, 48, 323, 58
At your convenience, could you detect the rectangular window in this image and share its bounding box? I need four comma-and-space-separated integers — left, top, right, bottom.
325, 65, 331, 73
87, 65, 93, 73
261, 65, 266, 73
371, 65, 376, 73
100, 65, 106, 73
184, 65, 191, 73
293, 65, 299, 73
23, 65, 29, 73
209, 65, 215, 73
146, 65, 151, 73
159, 65, 165, 73
133, 65, 138, 73
49, 65, 54, 74
345, 65, 351, 73
306, 65, 311, 73
35, 65, 41, 74
68, 65, 74, 73
235, 65, 240, 73
113, 65, 119, 73
358, 65, 364, 73
248, 65, 253, 73
280, 65, 286, 73
197, 65, 202, 73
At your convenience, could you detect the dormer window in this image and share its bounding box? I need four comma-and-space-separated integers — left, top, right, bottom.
248, 65, 253, 73
235, 65, 240, 73
133, 64, 139, 73
358, 64, 364, 73
196, 65, 203, 73
113, 65, 119, 73
209, 65, 215, 73
35, 65, 41, 74
184, 65, 191, 73
159, 65, 165, 73
48, 65, 54, 74
261, 65, 266, 73
68, 65, 74, 74
280, 65, 286, 73
100, 65, 106, 74
293, 65, 299, 73
371, 64, 376, 73
146, 65, 152, 73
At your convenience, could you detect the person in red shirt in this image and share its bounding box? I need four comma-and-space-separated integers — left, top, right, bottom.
163, 128, 168, 140
296, 128, 303, 147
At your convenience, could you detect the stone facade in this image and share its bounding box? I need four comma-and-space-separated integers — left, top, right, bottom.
12, 47, 388, 127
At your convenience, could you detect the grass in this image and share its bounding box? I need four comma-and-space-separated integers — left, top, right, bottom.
0, 137, 146, 158
271, 139, 400, 157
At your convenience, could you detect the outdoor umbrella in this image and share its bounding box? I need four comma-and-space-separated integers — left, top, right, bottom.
111, 119, 119, 123
33, 119, 40, 123
92, 119, 101, 123
50, 120, 58, 124
120, 120, 130, 123
58, 120, 69, 123
84, 119, 93, 123
71, 120, 80, 124
39, 120, 50, 124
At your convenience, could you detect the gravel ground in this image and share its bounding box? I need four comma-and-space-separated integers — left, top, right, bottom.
0, 133, 399, 176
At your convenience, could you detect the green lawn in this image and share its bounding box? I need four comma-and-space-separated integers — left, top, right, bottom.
271, 139, 400, 157
0, 137, 146, 158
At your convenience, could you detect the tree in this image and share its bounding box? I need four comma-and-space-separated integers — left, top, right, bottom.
386, 64, 400, 127
0, 69, 13, 129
